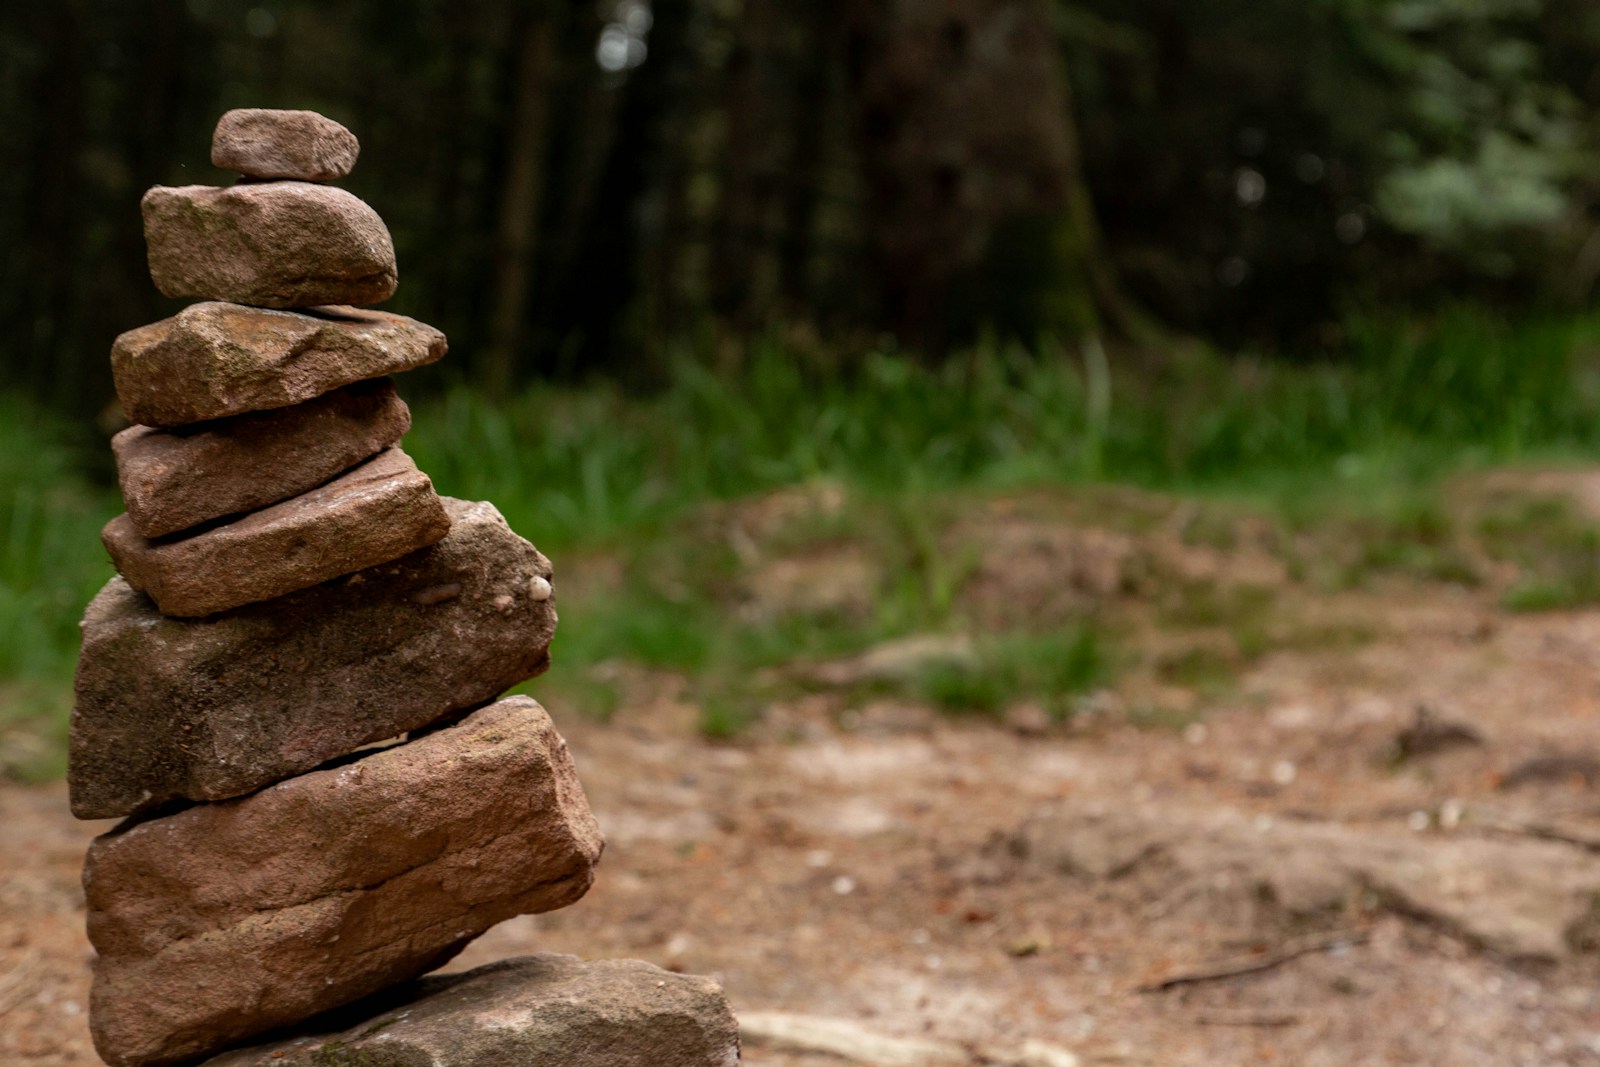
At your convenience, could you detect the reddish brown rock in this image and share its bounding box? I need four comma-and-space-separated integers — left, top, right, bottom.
211, 108, 359, 181
113, 378, 410, 538
85, 698, 604, 1067
142, 182, 396, 307
112, 301, 446, 427
101, 447, 449, 617
70, 498, 556, 819
202, 956, 740, 1067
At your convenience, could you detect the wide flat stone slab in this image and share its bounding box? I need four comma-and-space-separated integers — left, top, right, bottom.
1022, 801, 1600, 965
85, 700, 604, 1067
102, 446, 449, 617
112, 301, 446, 427
71, 497, 556, 819
142, 182, 396, 307
113, 378, 410, 538
212, 108, 359, 181
202, 955, 740, 1067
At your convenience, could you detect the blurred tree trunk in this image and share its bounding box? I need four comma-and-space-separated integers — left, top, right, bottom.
845, 0, 1126, 354
482, 4, 560, 393
777, 0, 844, 312
27, 1, 86, 405
709, 0, 776, 330
107, 0, 189, 381
557, 0, 694, 383
640, 3, 705, 347
427, 22, 476, 333
1052, 52, 1145, 345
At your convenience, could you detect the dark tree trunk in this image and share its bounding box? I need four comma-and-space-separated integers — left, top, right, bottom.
27, 1, 86, 405
708, 0, 768, 328
481, 4, 559, 393
776, 0, 844, 312
845, 0, 1123, 354
556, 0, 694, 383
428, 24, 474, 331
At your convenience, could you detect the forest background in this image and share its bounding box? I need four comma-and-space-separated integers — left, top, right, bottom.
16, 0, 1600, 400
10, 0, 1600, 760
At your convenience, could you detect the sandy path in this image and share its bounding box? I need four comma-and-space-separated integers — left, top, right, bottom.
7, 577, 1600, 1064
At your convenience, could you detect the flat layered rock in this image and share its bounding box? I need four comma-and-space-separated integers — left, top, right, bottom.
102, 447, 449, 617
212, 108, 359, 181
71, 497, 556, 819
142, 182, 396, 307
112, 301, 446, 427
1022, 802, 1600, 963
202, 956, 740, 1067
85, 699, 604, 1067
113, 378, 410, 538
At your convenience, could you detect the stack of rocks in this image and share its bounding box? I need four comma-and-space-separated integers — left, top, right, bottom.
69, 109, 739, 1067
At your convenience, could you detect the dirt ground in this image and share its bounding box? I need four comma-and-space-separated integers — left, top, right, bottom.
7, 482, 1600, 1066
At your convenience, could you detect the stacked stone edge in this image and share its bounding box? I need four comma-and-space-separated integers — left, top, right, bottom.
67, 109, 738, 1067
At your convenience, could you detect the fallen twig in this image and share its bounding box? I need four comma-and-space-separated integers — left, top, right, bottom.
1476, 815, 1600, 855
737, 1011, 967, 1065
0, 949, 40, 1019
1137, 930, 1368, 993
1188, 1010, 1301, 1028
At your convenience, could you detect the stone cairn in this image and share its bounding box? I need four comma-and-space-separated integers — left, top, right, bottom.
69, 109, 740, 1067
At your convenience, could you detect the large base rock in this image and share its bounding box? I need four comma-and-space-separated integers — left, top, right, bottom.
141, 182, 396, 307
112, 301, 446, 427
113, 378, 410, 538
85, 699, 604, 1067
102, 447, 450, 617
70, 497, 557, 819
201, 956, 740, 1067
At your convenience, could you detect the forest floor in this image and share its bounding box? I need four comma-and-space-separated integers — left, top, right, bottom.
7, 471, 1600, 1065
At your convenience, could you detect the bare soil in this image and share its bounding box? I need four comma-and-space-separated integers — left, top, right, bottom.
7, 480, 1600, 1066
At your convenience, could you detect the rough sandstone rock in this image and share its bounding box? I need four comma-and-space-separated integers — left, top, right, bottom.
112, 302, 445, 427
85, 699, 605, 1067
112, 378, 410, 538
102, 447, 450, 617
142, 182, 396, 307
201, 956, 739, 1067
70, 497, 556, 819
211, 108, 359, 181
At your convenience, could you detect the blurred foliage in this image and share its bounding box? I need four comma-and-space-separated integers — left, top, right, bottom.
0, 398, 118, 779
8, 0, 1600, 412
1065, 0, 1600, 345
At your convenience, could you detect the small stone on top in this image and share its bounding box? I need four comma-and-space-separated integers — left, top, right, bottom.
212, 108, 360, 181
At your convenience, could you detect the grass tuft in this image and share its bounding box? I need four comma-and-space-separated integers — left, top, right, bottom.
1477, 494, 1600, 612
914, 627, 1108, 720
0, 398, 118, 779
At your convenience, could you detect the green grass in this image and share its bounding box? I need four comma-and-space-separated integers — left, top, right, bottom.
11, 305, 1600, 760
399, 305, 1600, 557
1156, 644, 1241, 693
0, 397, 120, 779
1476, 493, 1600, 611
913, 627, 1108, 720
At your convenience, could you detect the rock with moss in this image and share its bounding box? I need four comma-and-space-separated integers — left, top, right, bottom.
142, 182, 397, 307
200, 956, 739, 1067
